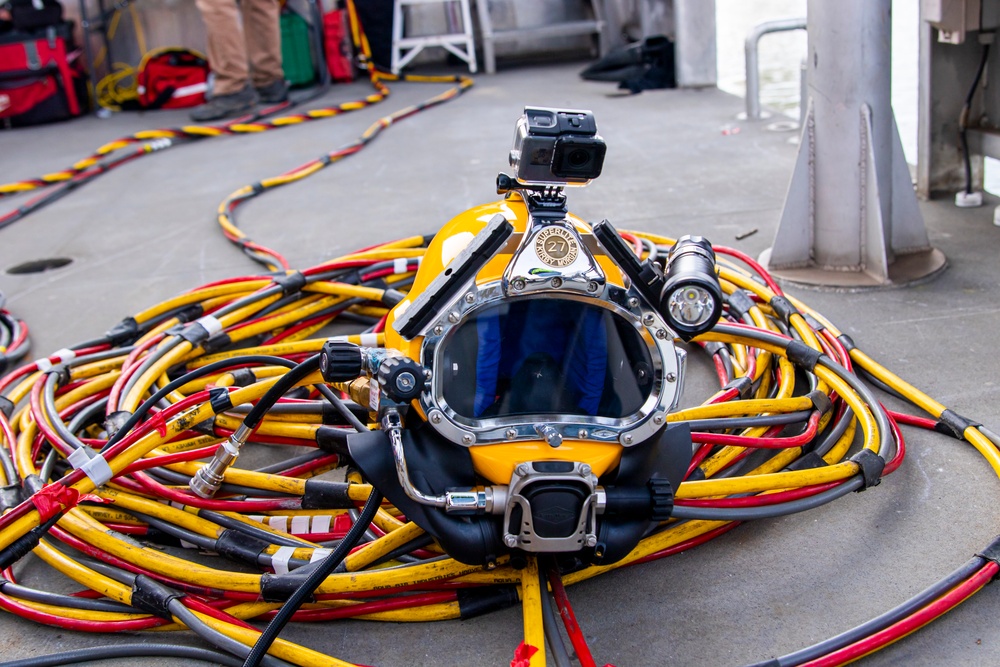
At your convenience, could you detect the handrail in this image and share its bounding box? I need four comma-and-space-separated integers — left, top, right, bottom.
745, 18, 807, 120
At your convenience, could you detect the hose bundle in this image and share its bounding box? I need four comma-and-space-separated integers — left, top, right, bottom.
0, 228, 997, 667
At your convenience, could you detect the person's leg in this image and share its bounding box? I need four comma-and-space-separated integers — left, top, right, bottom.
242, 0, 286, 101
194, 0, 249, 95
190, 0, 258, 120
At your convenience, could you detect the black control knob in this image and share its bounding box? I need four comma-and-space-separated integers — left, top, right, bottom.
319, 341, 363, 383
378, 356, 426, 403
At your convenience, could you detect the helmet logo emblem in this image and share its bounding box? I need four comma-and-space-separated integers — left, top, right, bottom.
534, 227, 578, 267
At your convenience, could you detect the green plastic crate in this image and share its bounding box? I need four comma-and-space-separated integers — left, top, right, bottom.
280, 12, 316, 87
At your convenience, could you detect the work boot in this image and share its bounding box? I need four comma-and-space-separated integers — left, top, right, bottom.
256, 78, 289, 104
189, 85, 257, 122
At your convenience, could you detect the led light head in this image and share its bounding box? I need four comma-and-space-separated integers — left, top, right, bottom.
659, 235, 723, 341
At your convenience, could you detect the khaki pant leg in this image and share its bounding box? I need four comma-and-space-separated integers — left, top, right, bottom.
194, 0, 250, 95
242, 0, 284, 88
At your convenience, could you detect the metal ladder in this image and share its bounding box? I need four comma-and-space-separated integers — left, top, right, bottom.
391, 0, 478, 74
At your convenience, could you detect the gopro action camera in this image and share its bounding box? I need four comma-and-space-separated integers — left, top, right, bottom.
508, 106, 607, 187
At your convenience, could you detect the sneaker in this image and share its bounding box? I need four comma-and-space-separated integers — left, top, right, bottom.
256, 79, 289, 104
189, 85, 258, 122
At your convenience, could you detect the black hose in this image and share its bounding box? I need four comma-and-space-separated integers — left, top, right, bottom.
0, 643, 246, 667
242, 488, 383, 667
741, 556, 986, 667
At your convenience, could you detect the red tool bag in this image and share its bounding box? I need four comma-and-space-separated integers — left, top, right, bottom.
0, 26, 86, 126
323, 9, 354, 83
136, 48, 210, 109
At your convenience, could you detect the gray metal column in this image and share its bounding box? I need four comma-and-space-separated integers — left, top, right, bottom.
673, 0, 716, 88
761, 0, 946, 287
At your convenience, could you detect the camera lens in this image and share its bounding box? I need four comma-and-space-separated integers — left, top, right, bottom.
567, 149, 592, 168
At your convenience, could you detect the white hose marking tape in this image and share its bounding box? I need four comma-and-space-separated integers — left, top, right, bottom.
67, 447, 91, 469
312, 515, 332, 534
196, 316, 224, 336
271, 546, 296, 575
268, 515, 289, 533
310, 548, 333, 563
360, 334, 378, 347
81, 455, 114, 487
249, 515, 266, 524
290, 515, 311, 535
53, 348, 76, 364
394, 258, 409, 274
35, 358, 52, 372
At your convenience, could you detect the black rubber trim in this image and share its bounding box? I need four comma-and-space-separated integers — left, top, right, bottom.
130, 574, 181, 619
0, 396, 14, 418
770, 296, 800, 324
0, 353, 6, 376
209, 387, 233, 414
935, 409, 981, 440
301, 479, 355, 509
457, 585, 519, 619
976, 535, 1000, 579
395, 214, 513, 339
214, 529, 270, 565
785, 340, 822, 371
260, 571, 312, 603
178, 322, 212, 345
105, 317, 140, 346
806, 390, 833, 415
273, 271, 306, 295
201, 333, 232, 354
315, 426, 350, 456
229, 368, 256, 387
726, 289, 756, 319
837, 333, 856, 353
382, 289, 406, 307
703, 341, 726, 356
175, 304, 205, 323
724, 376, 753, 399
803, 313, 825, 331
786, 451, 828, 471
0, 484, 22, 513
850, 449, 885, 490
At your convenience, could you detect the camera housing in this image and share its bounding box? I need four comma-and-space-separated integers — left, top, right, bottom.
508, 107, 607, 187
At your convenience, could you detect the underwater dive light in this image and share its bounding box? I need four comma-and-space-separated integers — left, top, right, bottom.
659, 235, 723, 341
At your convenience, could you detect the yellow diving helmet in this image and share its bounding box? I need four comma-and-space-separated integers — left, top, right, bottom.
322, 107, 724, 567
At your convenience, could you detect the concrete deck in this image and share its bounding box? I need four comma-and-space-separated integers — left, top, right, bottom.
2, 62, 1000, 666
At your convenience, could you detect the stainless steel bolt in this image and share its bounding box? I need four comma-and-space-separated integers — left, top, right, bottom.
447, 311, 460, 324
628, 297, 639, 308
655, 329, 668, 339
577, 429, 587, 439
504, 534, 518, 548
505, 428, 518, 439
585, 535, 598, 547
433, 325, 444, 335
642, 313, 655, 326
515, 463, 530, 476
653, 413, 665, 425
588, 281, 600, 293
465, 292, 476, 304
580, 464, 592, 476
551, 277, 563, 289
622, 434, 634, 445
461, 433, 474, 445
512, 278, 525, 291
666, 372, 677, 383
429, 411, 442, 424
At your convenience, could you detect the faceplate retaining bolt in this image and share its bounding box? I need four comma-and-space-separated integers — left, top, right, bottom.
506, 428, 518, 439
433, 325, 444, 335
588, 281, 600, 293
580, 464, 591, 476
653, 413, 665, 425
429, 411, 442, 424
655, 329, 668, 339
504, 535, 518, 548
578, 429, 587, 439
551, 277, 563, 289
461, 433, 475, 445
628, 297, 639, 308
666, 372, 677, 383
585, 535, 598, 547
622, 434, 634, 445
515, 463, 530, 477
512, 278, 526, 291
465, 292, 476, 304
642, 313, 655, 326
